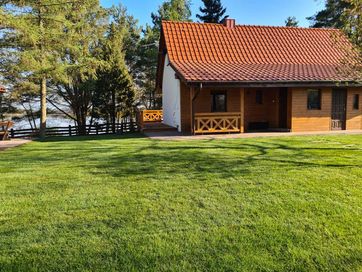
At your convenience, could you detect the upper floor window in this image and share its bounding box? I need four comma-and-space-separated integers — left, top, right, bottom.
307, 89, 321, 110
211, 92, 227, 112
353, 94, 359, 110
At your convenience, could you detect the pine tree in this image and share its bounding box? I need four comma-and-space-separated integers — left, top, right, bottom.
1, 0, 107, 136
339, 0, 362, 82
94, 10, 136, 133
307, 0, 361, 82
307, 0, 351, 28
285, 16, 299, 27
1, 1, 70, 137
196, 0, 229, 24
52, 0, 107, 135
151, 0, 192, 30
136, 0, 192, 109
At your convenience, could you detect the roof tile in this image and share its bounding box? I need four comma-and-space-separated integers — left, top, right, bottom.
162, 21, 360, 83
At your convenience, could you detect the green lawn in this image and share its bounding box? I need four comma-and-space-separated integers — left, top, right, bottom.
0, 134, 361, 271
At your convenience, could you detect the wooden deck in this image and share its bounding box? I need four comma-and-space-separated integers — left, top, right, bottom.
138, 110, 178, 133
141, 122, 178, 133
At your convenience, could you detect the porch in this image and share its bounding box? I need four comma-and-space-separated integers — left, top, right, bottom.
137, 110, 178, 133
179, 87, 292, 134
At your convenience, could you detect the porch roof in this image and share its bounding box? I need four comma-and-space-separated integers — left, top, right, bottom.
159, 21, 361, 87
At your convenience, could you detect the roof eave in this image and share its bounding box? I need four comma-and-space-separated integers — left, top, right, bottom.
184, 79, 362, 88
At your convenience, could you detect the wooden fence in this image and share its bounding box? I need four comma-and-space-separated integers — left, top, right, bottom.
9, 122, 139, 139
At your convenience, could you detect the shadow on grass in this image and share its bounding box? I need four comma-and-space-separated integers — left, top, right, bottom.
93, 140, 362, 180
5, 136, 361, 181
34, 133, 146, 143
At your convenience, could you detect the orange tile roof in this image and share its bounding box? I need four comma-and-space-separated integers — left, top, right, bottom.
160, 21, 360, 84
0, 86, 5, 93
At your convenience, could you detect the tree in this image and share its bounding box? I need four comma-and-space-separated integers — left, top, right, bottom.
0, 0, 73, 138
93, 7, 136, 133
339, 0, 362, 82
196, 0, 229, 24
307, 0, 361, 82
285, 16, 299, 27
136, 0, 192, 109
151, 0, 192, 30
307, 0, 351, 28
51, 0, 107, 135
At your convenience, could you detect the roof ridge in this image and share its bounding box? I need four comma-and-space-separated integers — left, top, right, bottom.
161, 20, 341, 32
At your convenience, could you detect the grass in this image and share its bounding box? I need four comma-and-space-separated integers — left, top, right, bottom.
0, 134, 361, 271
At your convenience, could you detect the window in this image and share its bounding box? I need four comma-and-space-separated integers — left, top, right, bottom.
256, 90, 263, 104
353, 94, 359, 110
211, 92, 227, 112
307, 89, 321, 110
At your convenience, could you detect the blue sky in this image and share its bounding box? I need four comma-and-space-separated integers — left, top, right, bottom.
100, 0, 325, 28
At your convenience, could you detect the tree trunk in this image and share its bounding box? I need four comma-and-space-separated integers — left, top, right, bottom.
111, 90, 116, 133
39, 77, 47, 138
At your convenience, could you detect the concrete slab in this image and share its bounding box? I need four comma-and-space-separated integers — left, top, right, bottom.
145, 130, 362, 141
0, 139, 31, 151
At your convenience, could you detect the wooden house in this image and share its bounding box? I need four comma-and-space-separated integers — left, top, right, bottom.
155, 19, 362, 134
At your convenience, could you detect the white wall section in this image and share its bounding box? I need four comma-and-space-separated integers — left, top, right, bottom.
162, 54, 181, 131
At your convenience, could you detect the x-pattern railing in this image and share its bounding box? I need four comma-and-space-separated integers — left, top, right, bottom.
142, 110, 163, 122
194, 112, 242, 134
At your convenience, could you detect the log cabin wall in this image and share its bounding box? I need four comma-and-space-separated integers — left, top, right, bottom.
180, 84, 362, 134
346, 87, 362, 130
291, 87, 362, 132
244, 88, 280, 130
180, 84, 244, 133
180, 82, 191, 132
290, 88, 332, 132
192, 88, 241, 113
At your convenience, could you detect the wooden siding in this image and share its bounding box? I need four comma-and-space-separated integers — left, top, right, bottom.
291, 87, 362, 132
291, 88, 332, 132
346, 87, 362, 130
180, 85, 244, 133
179, 85, 362, 134
287, 89, 293, 129
193, 88, 241, 113
244, 88, 280, 129
180, 82, 191, 132
240, 89, 245, 133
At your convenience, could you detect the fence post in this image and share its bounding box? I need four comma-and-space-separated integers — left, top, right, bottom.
69, 125, 72, 136
96, 123, 99, 135
10, 128, 14, 138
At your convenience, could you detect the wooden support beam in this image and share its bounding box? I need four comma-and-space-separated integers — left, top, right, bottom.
240, 88, 244, 133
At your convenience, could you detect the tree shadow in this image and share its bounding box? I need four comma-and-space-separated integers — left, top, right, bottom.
35, 133, 146, 143
93, 139, 362, 181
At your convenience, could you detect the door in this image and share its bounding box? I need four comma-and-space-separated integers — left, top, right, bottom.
331, 89, 347, 130
279, 88, 288, 128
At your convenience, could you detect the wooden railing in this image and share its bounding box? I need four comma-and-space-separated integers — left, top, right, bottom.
8, 122, 138, 139
138, 110, 163, 129
142, 110, 163, 122
194, 112, 242, 134
0, 121, 14, 140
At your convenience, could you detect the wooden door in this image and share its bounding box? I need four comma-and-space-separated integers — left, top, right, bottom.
331, 89, 347, 130
279, 88, 288, 128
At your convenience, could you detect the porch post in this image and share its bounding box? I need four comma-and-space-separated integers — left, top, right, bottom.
240, 88, 245, 133
190, 87, 194, 134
